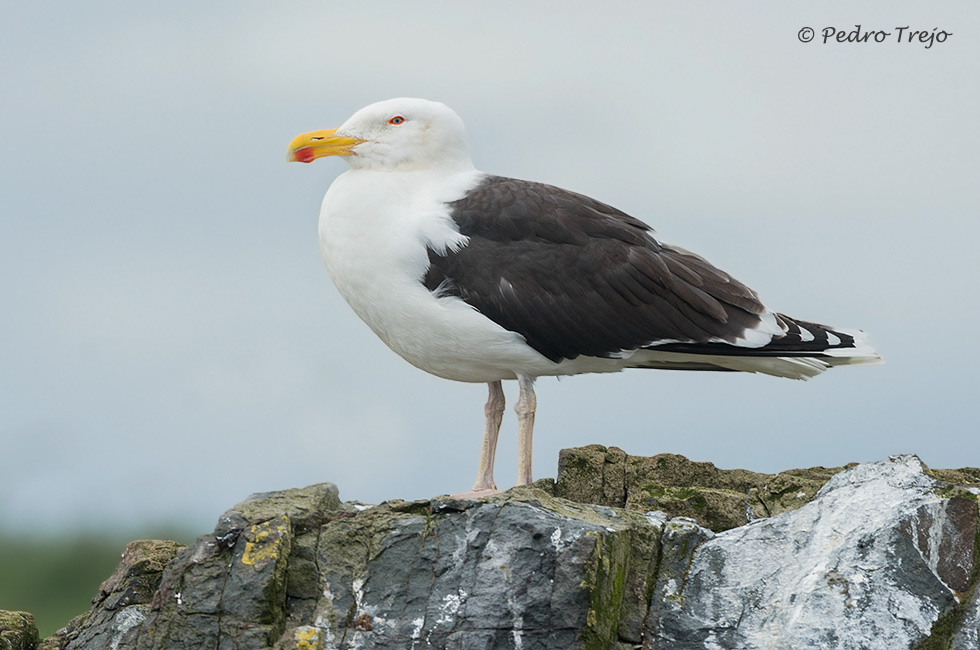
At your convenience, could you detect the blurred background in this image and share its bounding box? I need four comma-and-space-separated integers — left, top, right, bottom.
2, 2, 977, 635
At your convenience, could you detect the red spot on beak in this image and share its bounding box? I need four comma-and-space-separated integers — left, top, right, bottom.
292, 147, 316, 163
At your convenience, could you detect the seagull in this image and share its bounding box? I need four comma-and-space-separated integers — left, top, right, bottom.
287, 98, 880, 496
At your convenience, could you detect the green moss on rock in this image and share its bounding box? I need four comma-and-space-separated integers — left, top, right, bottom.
228, 483, 341, 535
0, 611, 39, 650
556, 445, 848, 531
581, 531, 630, 649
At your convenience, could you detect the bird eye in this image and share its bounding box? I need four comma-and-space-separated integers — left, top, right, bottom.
388, 116, 405, 125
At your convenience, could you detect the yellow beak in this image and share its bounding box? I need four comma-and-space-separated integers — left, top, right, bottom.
286, 128, 364, 163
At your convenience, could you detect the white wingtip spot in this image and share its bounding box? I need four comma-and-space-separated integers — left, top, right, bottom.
732, 310, 783, 348
821, 328, 882, 364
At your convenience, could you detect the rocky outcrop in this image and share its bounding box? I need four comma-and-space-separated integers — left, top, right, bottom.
554, 445, 851, 531
650, 455, 979, 649
32, 540, 184, 650
4, 450, 980, 650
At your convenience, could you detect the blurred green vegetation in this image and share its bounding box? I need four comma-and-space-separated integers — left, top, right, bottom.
0, 531, 192, 639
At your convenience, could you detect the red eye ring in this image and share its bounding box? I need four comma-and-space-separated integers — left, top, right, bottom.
388, 116, 405, 125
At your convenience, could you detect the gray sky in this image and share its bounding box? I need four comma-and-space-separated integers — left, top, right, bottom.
2, 2, 978, 535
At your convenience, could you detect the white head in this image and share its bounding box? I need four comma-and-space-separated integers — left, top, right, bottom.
287, 98, 474, 173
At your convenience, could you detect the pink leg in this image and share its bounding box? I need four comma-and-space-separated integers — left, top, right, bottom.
515, 374, 536, 486
470, 380, 505, 493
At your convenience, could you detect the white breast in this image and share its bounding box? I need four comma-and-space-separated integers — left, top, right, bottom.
319, 169, 552, 382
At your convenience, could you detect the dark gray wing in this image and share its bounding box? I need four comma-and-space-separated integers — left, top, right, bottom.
422, 176, 779, 363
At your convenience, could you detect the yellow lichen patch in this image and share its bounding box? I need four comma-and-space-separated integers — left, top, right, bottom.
241, 515, 289, 566
294, 625, 321, 650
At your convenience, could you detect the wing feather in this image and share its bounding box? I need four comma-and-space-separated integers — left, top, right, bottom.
423, 175, 771, 362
